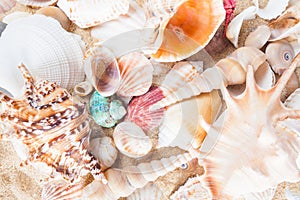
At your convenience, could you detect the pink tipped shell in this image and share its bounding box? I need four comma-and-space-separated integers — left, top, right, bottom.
117, 52, 154, 97
0, 0, 16, 14
126, 86, 165, 132
17, 0, 57, 8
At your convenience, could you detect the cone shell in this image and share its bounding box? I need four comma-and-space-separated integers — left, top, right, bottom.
57, 0, 130, 28
0, 14, 85, 97
125, 86, 165, 132
170, 176, 212, 200
127, 183, 163, 200
89, 136, 118, 169
84, 45, 121, 97
113, 122, 152, 158
17, 0, 57, 7
0, 0, 16, 14
151, 0, 225, 61
157, 90, 222, 150
117, 52, 154, 97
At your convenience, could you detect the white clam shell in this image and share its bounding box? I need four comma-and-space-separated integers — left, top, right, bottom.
0, 14, 85, 97
0, 0, 16, 14
127, 183, 163, 200
89, 136, 118, 169
57, 0, 130, 28
113, 121, 152, 158
252, 0, 289, 20
17, 0, 57, 7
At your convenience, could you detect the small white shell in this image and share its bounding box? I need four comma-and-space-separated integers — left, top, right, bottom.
17, 0, 57, 8
57, 0, 130, 28
89, 136, 118, 169
254, 62, 276, 89
252, 0, 289, 20
245, 25, 271, 49
0, 0, 16, 14
127, 183, 163, 200
0, 14, 85, 97
170, 176, 212, 200
74, 81, 94, 97
113, 122, 152, 158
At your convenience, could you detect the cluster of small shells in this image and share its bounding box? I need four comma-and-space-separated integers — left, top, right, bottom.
0, 0, 300, 200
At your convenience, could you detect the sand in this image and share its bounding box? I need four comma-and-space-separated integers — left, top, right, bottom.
0, 0, 299, 200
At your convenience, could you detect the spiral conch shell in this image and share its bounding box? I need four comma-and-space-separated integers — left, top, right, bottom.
198, 53, 300, 198
0, 14, 85, 97
0, 64, 106, 199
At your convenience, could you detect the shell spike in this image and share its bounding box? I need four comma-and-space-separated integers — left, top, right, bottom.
271, 53, 300, 103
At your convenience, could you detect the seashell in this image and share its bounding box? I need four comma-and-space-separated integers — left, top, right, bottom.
36, 6, 71, 31
89, 91, 126, 128
0, 14, 85, 97
17, 0, 58, 8
244, 25, 271, 49
82, 150, 199, 199
0, 22, 7, 36
127, 183, 163, 200
2, 11, 31, 24
285, 183, 300, 200
157, 90, 222, 150
282, 72, 300, 100
117, 52, 154, 97
226, 6, 257, 48
113, 121, 152, 158
125, 86, 165, 133
170, 176, 212, 200
265, 41, 295, 75
241, 186, 277, 200
74, 81, 94, 97
285, 88, 300, 109
254, 62, 276, 89
84, 45, 121, 97
198, 53, 300, 198
150, 0, 225, 62
57, 0, 130, 28
0, 64, 106, 191
252, 0, 289, 20
0, 0, 16, 14
89, 136, 118, 169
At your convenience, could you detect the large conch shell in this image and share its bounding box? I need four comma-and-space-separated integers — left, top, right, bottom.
17, 0, 57, 8
198, 53, 300, 198
0, 14, 85, 97
57, 0, 130, 28
149, 0, 225, 62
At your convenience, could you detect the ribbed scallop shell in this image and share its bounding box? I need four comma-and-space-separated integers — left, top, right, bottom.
17, 0, 57, 8
117, 52, 154, 97
0, 0, 16, 14
170, 176, 212, 200
57, 0, 130, 28
125, 86, 165, 132
0, 14, 85, 97
113, 121, 152, 158
89, 136, 118, 169
127, 183, 163, 200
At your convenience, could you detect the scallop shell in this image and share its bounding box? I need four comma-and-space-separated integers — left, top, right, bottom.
0, 0, 16, 14
17, 0, 57, 7
244, 25, 271, 49
0, 14, 85, 97
157, 90, 222, 150
151, 0, 225, 61
84, 45, 121, 97
125, 87, 165, 132
127, 183, 163, 200
265, 41, 295, 75
241, 186, 277, 200
57, 0, 130, 28
170, 176, 212, 200
117, 52, 154, 97
113, 121, 152, 158
89, 136, 118, 169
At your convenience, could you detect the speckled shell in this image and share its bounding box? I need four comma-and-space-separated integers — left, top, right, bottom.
17, 0, 57, 8
127, 183, 163, 200
57, 0, 130, 28
170, 176, 212, 200
89, 136, 118, 169
113, 121, 152, 158
89, 91, 126, 128
0, 14, 85, 97
0, 0, 16, 14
